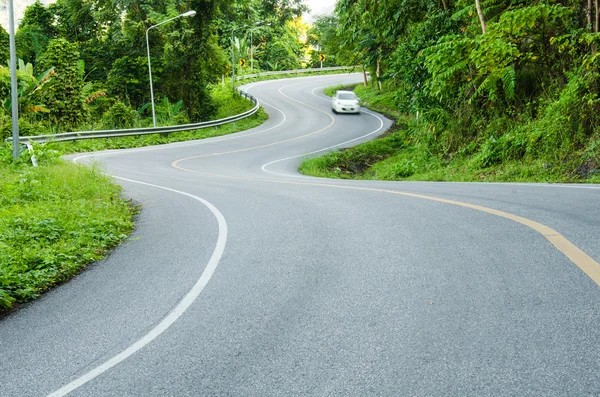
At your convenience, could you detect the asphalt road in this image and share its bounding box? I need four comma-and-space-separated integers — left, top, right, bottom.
1, 74, 599, 396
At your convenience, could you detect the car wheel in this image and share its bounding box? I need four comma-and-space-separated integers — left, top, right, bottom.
332, 107, 338, 114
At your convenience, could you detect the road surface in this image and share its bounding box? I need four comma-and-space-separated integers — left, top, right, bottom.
1, 74, 599, 396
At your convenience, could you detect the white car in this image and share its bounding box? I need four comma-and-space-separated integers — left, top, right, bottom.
331, 90, 360, 114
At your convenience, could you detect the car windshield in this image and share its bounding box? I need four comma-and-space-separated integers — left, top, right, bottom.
338, 93, 357, 100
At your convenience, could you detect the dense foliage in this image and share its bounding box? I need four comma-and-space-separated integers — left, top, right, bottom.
309, 0, 600, 180
1, 0, 314, 138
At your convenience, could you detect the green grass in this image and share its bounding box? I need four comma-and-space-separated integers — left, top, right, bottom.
300, 83, 600, 184
298, 131, 406, 179
0, 160, 136, 312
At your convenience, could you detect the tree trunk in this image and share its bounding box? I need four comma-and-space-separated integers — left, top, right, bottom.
441, 0, 448, 10
588, 0, 593, 30
594, 0, 600, 33
376, 57, 382, 90
475, 0, 486, 34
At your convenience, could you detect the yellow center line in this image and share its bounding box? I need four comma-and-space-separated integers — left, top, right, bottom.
170, 167, 600, 286
171, 80, 600, 287
172, 82, 335, 167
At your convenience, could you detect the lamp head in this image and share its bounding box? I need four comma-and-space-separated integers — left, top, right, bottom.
182, 10, 196, 17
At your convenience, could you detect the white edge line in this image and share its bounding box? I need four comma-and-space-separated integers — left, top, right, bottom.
46, 176, 228, 397
260, 85, 386, 177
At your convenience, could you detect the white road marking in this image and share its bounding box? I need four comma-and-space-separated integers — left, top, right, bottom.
45, 177, 228, 397
49, 76, 365, 397
260, 85, 386, 177
55, 73, 598, 395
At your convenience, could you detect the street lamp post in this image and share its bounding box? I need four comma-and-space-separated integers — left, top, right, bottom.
231, 27, 237, 92
249, 22, 271, 72
230, 25, 249, 91
231, 21, 269, 90
146, 10, 196, 127
8, 0, 19, 159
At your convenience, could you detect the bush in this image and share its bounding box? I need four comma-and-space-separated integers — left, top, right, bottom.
102, 101, 137, 129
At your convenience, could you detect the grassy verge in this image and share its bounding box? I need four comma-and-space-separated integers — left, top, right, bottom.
300, 84, 600, 184
0, 158, 136, 312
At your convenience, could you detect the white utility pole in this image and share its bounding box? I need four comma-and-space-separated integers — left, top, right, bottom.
8, 0, 19, 159
146, 10, 196, 127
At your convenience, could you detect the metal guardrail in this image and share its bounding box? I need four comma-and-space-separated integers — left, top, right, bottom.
13, 66, 357, 144
14, 91, 259, 144
236, 66, 357, 81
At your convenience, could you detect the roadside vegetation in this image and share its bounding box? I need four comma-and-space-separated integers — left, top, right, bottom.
0, 0, 313, 139
51, 85, 268, 155
301, 83, 600, 183
301, 0, 600, 183
0, 148, 135, 312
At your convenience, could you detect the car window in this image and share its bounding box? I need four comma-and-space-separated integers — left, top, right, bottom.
338, 93, 357, 100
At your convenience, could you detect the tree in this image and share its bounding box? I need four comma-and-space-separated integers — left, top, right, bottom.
307, 15, 352, 68
38, 39, 87, 127
15, 1, 56, 67
0, 60, 53, 116
0, 26, 9, 66
261, 22, 304, 71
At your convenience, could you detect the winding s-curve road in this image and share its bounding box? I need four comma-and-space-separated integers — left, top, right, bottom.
1, 74, 599, 396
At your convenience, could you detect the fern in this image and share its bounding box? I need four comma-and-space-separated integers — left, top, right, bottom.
501, 65, 516, 100
473, 74, 498, 101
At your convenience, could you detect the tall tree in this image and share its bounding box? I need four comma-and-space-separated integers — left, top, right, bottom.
15, 1, 56, 67
0, 26, 9, 66
38, 38, 86, 127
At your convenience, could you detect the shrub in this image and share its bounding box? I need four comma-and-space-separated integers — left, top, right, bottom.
37, 38, 87, 128
102, 101, 137, 129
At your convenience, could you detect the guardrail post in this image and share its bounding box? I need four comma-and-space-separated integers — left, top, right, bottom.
25, 143, 38, 167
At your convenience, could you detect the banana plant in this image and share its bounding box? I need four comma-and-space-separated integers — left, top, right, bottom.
0, 59, 54, 115
233, 36, 251, 59
139, 97, 186, 125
